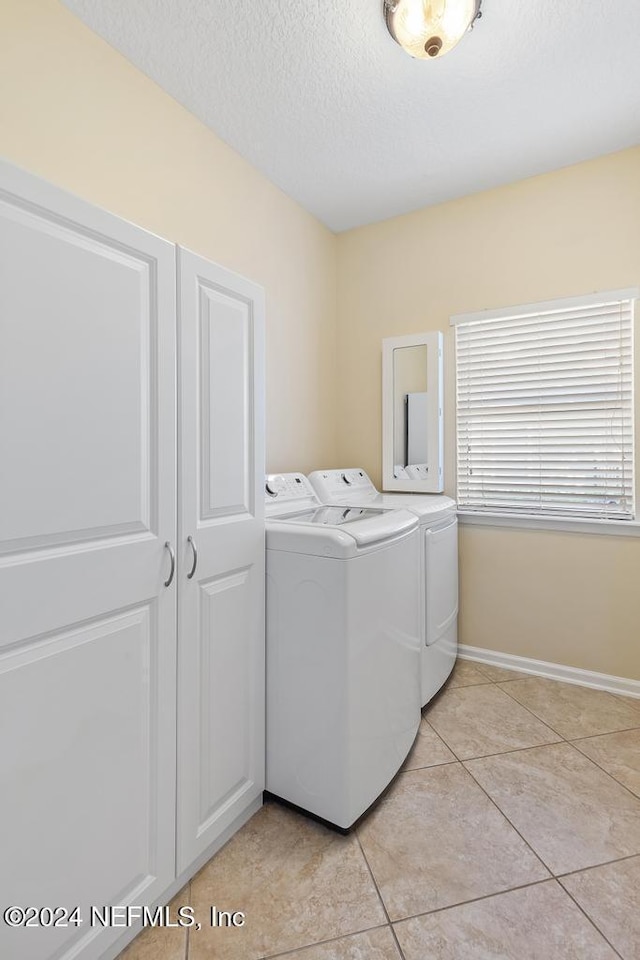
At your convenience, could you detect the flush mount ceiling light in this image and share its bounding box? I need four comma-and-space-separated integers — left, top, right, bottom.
384, 0, 482, 59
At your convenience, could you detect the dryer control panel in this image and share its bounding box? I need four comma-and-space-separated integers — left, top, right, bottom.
308, 468, 377, 502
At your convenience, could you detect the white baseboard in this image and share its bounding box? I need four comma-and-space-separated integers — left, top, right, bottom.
459, 644, 640, 700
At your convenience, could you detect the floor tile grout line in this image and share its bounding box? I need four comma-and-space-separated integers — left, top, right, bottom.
423, 707, 565, 764
425, 679, 568, 753
403, 758, 458, 773
354, 832, 408, 960
466, 660, 508, 683
417, 722, 640, 771
425, 733, 465, 764
402, 722, 640, 951
464, 664, 640, 702
489, 676, 528, 683
555, 850, 640, 881
354, 830, 394, 924
459, 760, 556, 877
387, 921, 407, 959
496, 678, 640, 741
563, 720, 640, 739
428, 677, 640, 770
564, 739, 640, 804
463, 744, 640, 879
414, 710, 467, 763
613, 693, 640, 714
453, 740, 569, 763
398, 761, 554, 898
436, 739, 553, 772
260, 921, 393, 960
421, 714, 457, 758
486, 683, 563, 732
569, 724, 640, 744
459, 661, 529, 684
413, 715, 458, 767
474, 663, 498, 681
446, 680, 493, 690
346, 842, 634, 954
391, 876, 552, 925
493, 682, 569, 741
554, 878, 625, 960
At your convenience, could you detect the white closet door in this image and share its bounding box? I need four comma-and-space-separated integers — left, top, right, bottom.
0, 161, 177, 960
177, 248, 265, 871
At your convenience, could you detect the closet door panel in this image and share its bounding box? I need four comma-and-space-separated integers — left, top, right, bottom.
177, 248, 265, 872
1, 214, 150, 547
0, 161, 177, 960
197, 568, 256, 826
200, 283, 252, 516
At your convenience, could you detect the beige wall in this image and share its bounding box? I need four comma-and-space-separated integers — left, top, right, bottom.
337, 148, 640, 680
0, 0, 337, 474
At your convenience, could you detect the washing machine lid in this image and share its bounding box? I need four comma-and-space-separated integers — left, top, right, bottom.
278, 505, 385, 526
266, 505, 418, 558
308, 469, 456, 523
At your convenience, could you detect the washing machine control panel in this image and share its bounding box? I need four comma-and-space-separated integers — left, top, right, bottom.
308, 468, 377, 502
265, 473, 317, 504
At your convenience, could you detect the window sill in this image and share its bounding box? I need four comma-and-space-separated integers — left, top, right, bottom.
457, 510, 640, 537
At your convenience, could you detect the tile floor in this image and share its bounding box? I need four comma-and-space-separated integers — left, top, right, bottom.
118, 661, 640, 960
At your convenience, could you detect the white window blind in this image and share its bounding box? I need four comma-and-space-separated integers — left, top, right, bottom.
454, 294, 635, 520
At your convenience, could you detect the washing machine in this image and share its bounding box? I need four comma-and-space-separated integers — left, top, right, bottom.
265, 473, 421, 830
308, 468, 458, 707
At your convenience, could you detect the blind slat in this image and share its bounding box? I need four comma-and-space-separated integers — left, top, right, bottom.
457, 305, 632, 337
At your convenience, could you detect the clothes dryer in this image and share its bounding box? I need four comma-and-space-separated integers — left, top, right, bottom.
308, 468, 458, 706
265, 473, 421, 830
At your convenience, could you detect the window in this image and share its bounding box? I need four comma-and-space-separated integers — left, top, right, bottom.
453, 291, 636, 521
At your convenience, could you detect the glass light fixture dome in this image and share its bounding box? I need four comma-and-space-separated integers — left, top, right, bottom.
384, 0, 482, 59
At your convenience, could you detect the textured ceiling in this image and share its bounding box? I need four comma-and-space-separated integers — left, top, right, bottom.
61, 0, 640, 232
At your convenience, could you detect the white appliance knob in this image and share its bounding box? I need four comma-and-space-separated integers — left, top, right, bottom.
265, 481, 279, 497
341, 473, 352, 485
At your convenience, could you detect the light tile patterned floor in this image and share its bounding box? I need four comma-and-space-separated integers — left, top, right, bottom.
118, 662, 640, 960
